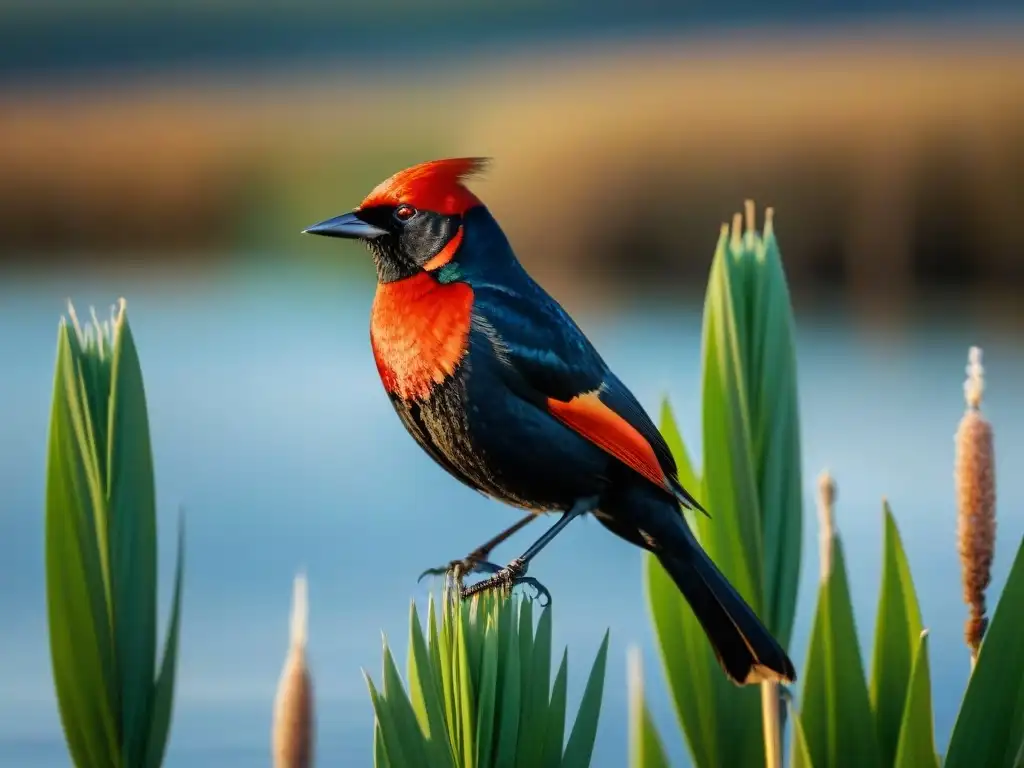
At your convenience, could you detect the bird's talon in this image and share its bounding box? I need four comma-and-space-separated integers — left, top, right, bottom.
417, 564, 453, 584
417, 556, 486, 587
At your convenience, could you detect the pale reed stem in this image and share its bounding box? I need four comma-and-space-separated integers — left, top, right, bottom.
762, 682, 782, 768
817, 470, 837, 582
273, 573, 314, 768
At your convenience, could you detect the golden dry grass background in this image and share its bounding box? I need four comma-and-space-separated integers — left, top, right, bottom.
2, 32, 1022, 306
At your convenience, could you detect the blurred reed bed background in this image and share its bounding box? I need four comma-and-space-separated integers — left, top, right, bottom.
2, 22, 1023, 324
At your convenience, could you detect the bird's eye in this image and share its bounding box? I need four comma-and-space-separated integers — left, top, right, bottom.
394, 204, 417, 222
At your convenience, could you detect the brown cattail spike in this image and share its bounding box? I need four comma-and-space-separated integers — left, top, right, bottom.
817, 470, 837, 581
273, 573, 315, 768
955, 347, 996, 670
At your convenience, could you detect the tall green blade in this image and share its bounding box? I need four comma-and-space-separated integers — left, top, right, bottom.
514, 600, 535, 768
893, 632, 938, 768
870, 503, 924, 766
455, 610, 476, 768
438, 596, 459, 756
46, 321, 120, 768
427, 594, 449, 748
797, 578, 829, 768
382, 640, 439, 767
105, 309, 159, 765
561, 630, 610, 768
408, 602, 456, 768
945, 535, 1024, 768
541, 650, 568, 768
142, 516, 184, 768
375, 721, 391, 768
749, 230, 802, 647
798, 537, 880, 768
518, 606, 552, 768
494, 607, 521, 768
366, 675, 412, 768
475, 618, 500, 768
789, 712, 814, 768
698, 230, 763, 604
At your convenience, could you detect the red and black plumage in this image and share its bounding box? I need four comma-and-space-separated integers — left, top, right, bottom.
304, 158, 796, 686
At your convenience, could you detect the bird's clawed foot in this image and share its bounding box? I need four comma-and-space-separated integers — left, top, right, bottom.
418, 556, 550, 606
461, 558, 551, 606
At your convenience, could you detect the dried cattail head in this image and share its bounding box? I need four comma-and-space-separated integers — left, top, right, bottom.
817, 470, 837, 581
273, 573, 315, 768
955, 347, 996, 667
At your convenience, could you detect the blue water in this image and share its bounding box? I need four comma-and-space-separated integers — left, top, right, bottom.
1, 263, 1021, 767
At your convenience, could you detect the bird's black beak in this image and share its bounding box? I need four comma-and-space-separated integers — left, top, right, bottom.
302, 211, 388, 240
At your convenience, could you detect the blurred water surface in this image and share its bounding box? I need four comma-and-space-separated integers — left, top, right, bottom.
1, 262, 1022, 767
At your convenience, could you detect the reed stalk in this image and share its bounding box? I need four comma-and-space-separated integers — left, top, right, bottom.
273, 573, 315, 768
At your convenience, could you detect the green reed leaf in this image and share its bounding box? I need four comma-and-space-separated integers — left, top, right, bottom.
494, 607, 521, 768
142, 515, 184, 768
871, 502, 924, 766
408, 602, 456, 767
561, 630, 610, 768
384, 639, 439, 767
367, 673, 413, 768
542, 649, 568, 768
945, 535, 1024, 768
789, 710, 814, 768
893, 631, 938, 768
105, 309, 158, 765
475, 617, 500, 768
375, 721, 391, 768
518, 606, 551, 768
46, 320, 120, 768
749, 229, 802, 648
797, 536, 880, 768
699, 231, 763, 604
456, 609, 476, 768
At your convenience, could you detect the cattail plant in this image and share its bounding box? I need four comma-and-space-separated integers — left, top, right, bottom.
954, 346, 996, 670
273, 573, 315, 768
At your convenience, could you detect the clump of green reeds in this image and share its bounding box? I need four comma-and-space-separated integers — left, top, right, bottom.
628, 202, 1024, 768
367, 589, 610, 768
45, 300, 184, 768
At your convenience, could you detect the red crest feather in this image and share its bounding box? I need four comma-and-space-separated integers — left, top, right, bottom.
358, 157, 490, 216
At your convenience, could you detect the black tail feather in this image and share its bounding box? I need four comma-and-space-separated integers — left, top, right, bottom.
657, 547, 796, 686
595, 483, 796, 685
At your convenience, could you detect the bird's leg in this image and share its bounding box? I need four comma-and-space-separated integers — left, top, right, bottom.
460, 496, 599, 602
417, 512, 539, 585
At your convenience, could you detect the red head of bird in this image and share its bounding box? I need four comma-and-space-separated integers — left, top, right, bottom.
303, 157, 490, 284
